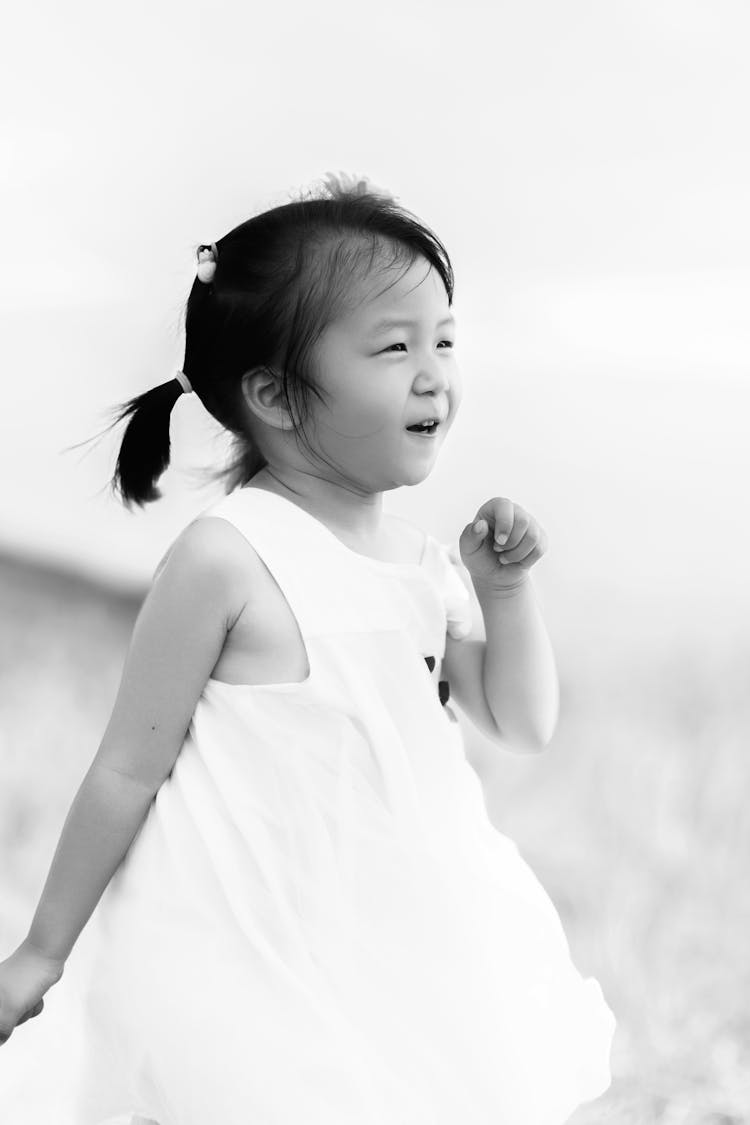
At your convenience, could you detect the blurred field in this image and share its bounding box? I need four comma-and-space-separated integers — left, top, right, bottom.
1, 549, 749, 1123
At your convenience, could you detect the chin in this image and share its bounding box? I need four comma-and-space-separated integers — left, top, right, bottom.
394, 465, 435, 487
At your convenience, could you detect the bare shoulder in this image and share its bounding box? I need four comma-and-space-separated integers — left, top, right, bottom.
153, 515, 262, 627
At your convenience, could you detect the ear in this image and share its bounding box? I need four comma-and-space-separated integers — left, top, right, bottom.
240, 366, 295, 430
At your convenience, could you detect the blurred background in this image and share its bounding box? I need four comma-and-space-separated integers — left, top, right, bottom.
2, 1, 749, 1121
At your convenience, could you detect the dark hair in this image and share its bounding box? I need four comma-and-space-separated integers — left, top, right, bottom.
100, 178, 454, 508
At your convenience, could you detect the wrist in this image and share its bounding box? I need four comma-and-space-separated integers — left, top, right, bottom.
472, 573, 530, 601
20, 935, 66, 982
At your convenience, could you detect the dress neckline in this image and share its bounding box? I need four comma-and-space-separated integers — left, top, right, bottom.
240, 485, 428, 573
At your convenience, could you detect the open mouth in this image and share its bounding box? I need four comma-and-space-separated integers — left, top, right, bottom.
405, 421, 439, 435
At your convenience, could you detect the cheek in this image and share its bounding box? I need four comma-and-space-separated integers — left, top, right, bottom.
313, 368, 396, 438
340, 366, 397, 423
449, 368, 464, 412
338, 391, 395, 434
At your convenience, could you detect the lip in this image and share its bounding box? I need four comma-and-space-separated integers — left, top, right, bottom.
405, 406, 449, 430
404, 415, 447, 436
405, 425, 440, 439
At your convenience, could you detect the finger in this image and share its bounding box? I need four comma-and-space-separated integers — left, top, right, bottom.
498, 527, 547, 565
465, 518, 492, 558
517, 544, 546, 569
487, 498, 516, 545
499, 541, 546, 569
494, 512, 529, 552
17, 1000, 44, 1026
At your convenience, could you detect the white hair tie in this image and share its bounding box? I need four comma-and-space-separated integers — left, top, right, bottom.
174, 370, 193, 394
196, 242, 218, 283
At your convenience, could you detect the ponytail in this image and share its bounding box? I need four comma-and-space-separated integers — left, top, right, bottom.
110, 378, 184, 508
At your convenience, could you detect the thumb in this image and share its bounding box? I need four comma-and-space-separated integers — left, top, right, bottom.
460, 518, 488, 554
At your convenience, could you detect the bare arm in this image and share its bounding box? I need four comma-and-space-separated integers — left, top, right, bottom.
476, 576, 559, 751
22, 517, 249, 965
25, 766, 164, 965
442, 574, 559, 753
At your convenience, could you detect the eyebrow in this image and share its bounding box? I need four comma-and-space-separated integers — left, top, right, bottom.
368, 315, 456, 334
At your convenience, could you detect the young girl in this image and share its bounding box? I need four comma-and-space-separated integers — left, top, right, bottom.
0, 172, 615, 1124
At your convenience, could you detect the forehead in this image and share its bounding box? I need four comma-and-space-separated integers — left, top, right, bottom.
345, 255, 451, 329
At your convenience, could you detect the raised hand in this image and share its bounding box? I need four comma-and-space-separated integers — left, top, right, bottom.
458, 497, 549, 591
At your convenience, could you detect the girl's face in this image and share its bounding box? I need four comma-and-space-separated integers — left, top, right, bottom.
307, 255, 462, 491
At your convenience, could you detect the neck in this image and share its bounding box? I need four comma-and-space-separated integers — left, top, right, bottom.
248, 465, 386, 545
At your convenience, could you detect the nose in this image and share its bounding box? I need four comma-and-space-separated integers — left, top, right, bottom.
414, 353, 451, 396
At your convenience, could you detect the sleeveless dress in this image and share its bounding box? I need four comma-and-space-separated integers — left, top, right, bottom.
0, 486, 615, 1125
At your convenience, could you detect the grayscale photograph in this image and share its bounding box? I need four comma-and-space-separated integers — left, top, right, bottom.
0, 2, 748, 1122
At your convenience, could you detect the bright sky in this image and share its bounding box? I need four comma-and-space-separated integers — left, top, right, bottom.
2, 0, 749, 607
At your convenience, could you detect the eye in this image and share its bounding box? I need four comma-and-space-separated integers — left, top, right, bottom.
382, 340, 455, 353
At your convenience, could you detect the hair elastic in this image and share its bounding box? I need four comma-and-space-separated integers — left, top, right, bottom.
174, 370, 193, 394
196, 242, 218, 283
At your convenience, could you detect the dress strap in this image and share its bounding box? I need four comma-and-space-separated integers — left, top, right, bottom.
198, 486, 341, 640
199, 486, 434, 642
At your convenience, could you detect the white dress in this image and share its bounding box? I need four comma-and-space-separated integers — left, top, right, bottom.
0, 487, 615, 1125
